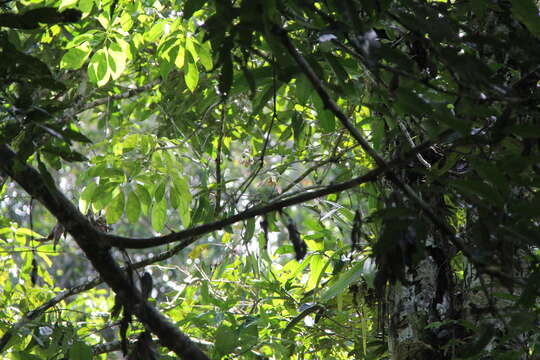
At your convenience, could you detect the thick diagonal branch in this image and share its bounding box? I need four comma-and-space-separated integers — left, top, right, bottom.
274, 27, 456, 237
0, 241, 188, 352
0, 145, 210, 360
274, 27, 523, 288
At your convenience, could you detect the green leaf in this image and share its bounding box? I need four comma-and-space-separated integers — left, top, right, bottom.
306, 254, 324, 291
197, 41, 213, 71
243, 218, 255, 243
320, 260, 364, 303
214, 325, 239, 356
185, 54, 199, 92
174, 43, 186, 69
394, 87, 431, 116
154, 182, 166, 202
312, 93, 335, 132
42, 145, 88, 162
126, 191, 141, 223
77, 0, 94, 13
134, 184, 152, 215
68, 341, 92, 360
296, 75, 312, 104
59, 126, 92, 143
151, 197, 167, 232
96, 14, 109, 30
185, 36, 199, 62
60, 43, 91, 70
510, 0, 540, 39
79, 182, 97, 213
146, 21, 165, 42
105, 189, 125, 224
173, 177, 191, 227
169, 187, 180, 209
107, 41, 127, 80
91, 182, 116, 211
183, 0, 206, 19
13, 352, 41, 360
120, 11, 133, 31
59, 0, 77, 10
15, 227, 44, 239
87, 48, 109, 87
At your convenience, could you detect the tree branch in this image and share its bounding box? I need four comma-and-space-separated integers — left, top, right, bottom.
102, 138, 444, 249
214, 102, 226, 215
0, 145, 210, 360
0, 241, 188, 352
1, 133, 444, 254
75, 80, 159, 115
273, 26, 524, 290
274, 27, 457, 237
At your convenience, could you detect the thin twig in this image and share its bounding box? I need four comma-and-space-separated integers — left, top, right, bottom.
74, 80, 160, 115
234, 61, 279, 203
330, 38, 465, 99
277, 143, 358, 198
215, 102, 226, 215
397, 119, 431, 168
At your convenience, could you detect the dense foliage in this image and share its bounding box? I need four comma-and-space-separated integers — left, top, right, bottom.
1, 0, 540, 359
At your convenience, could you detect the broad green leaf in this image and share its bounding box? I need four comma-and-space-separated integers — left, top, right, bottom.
65, 33, 95, 48
214, 325, 239, 356
115, 37, 132, 60
126, 191, 141, 223
87, 48, 109, 87
13, 352, 41, 360
120, 11, 133, 31
306, 254, 323, 291
37, 251, 53, 267
197, 41, 213, 71
238, 319, 259, 348
243, 218, 255, 244
79, 182, 97, 213
151, 197, 167, 232
15, 227, 44, 239
185, 36, 199, 62
158, 36, 178, 62
60, 125, 92, 143
296, 75, 312, 104
174, 43, 186, 69
312, 93, 335, 132
68, 341, 92, 360
395, 87, 431, 116
169, 187, 179, 209
91, 183, 116, 211
510, 0, 540, 39
154, 182, 166, 202
77, 0, 94, 12
185, 55, 199, 92
96, 14, 110, 30
173, 177, 192, 227
320, 260, 364, 303
107, 41, 127, 80
146, 21, 166, 42
134, 184, 152, 215
106, 190, 125, 224
58, 0, 77, 10
60, 43, 91, 70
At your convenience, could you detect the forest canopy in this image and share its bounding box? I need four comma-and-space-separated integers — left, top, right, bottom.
1, 0, 540, 359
